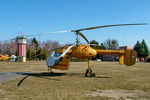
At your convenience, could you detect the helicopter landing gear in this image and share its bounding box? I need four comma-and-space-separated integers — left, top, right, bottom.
85, 69, 96, 77
48, 67, 53, 73
85, 58, 96, 77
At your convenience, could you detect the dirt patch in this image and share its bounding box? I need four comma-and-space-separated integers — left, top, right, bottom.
0, 89, 5, 94
87, 89, 150, 100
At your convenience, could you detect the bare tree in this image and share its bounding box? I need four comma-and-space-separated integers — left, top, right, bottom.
9, 41, 17, 54
0, 42, 2, 54
103, 39, 119, 50
0, 40, 17, 55
42, 40, 62, 51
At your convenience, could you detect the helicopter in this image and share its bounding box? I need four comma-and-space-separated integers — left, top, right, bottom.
46, 23, 147, 77
0, 54, 10, 61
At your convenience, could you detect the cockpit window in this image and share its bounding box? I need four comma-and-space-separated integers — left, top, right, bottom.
54, 52, 61, 57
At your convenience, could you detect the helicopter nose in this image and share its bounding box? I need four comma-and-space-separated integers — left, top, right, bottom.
90, 49, 97, 57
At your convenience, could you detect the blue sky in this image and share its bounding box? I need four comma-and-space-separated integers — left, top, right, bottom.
0, 0, 150, 48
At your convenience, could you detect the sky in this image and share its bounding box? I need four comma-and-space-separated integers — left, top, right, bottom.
0, 0, 150, 48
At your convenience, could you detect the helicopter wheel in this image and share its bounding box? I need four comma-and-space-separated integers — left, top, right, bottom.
85, 69, 96, 77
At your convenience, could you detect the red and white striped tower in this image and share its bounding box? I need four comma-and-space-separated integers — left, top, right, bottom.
17, 36, 27, 62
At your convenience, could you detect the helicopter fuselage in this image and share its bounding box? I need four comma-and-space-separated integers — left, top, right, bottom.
71, 45, 97, 59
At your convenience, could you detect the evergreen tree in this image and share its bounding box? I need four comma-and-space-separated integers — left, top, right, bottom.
32, 37, 39, 50
90, 40, 99, 45
100, 43, 106, 50
26, 48, 34, 59
134, 41, 142, 57
31, 37, 39, 60
90, 40, 106, 50
41, 49, 48, 60
36, 48, 42, 60
90, 40, 99, 49
141, 40, 149, 58
134, 40, 149, 58
89, 40, 106, 60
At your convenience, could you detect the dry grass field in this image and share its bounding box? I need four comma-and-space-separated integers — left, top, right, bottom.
0, 61, 150, 100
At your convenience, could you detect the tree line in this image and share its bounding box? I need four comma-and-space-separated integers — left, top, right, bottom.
0, 38, 149, 60
90, 39, 149, 60
0, 37, 62, 60
26, 37, 62, 60
134, 40, 149, 58
0, 41, 17, 55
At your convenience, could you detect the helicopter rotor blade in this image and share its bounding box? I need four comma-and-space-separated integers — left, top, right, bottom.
23, 23, 148, 40
77, 31, 90, 43
0, 38, 17, 43
25, 30, 71, 38
1, 30, 71, 44
73, 23, 148, 32
2, 23, 146, 44
57, 44, 75, 59
46, 30, 71, 33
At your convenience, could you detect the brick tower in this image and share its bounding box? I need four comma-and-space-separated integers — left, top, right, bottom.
16, 36, 27, 62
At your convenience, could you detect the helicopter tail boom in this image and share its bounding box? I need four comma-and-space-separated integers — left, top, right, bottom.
96, 49, 137, 66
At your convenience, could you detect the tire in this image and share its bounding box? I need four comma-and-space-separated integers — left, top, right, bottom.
85, 69, 96, 77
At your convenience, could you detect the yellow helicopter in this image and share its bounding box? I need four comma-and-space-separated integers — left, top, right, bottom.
46, 23, 147, 77
0, 54, 10, 61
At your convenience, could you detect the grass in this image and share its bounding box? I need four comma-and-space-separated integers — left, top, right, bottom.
0, 61, 150, 100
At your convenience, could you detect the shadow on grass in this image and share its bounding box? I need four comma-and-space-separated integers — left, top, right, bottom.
16, 72, 66, 77
66, 73, 112, 78
17, 72, 66, 87
96, 76, 112, 78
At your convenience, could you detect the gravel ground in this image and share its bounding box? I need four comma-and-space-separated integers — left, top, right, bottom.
0, 72, 24, 83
